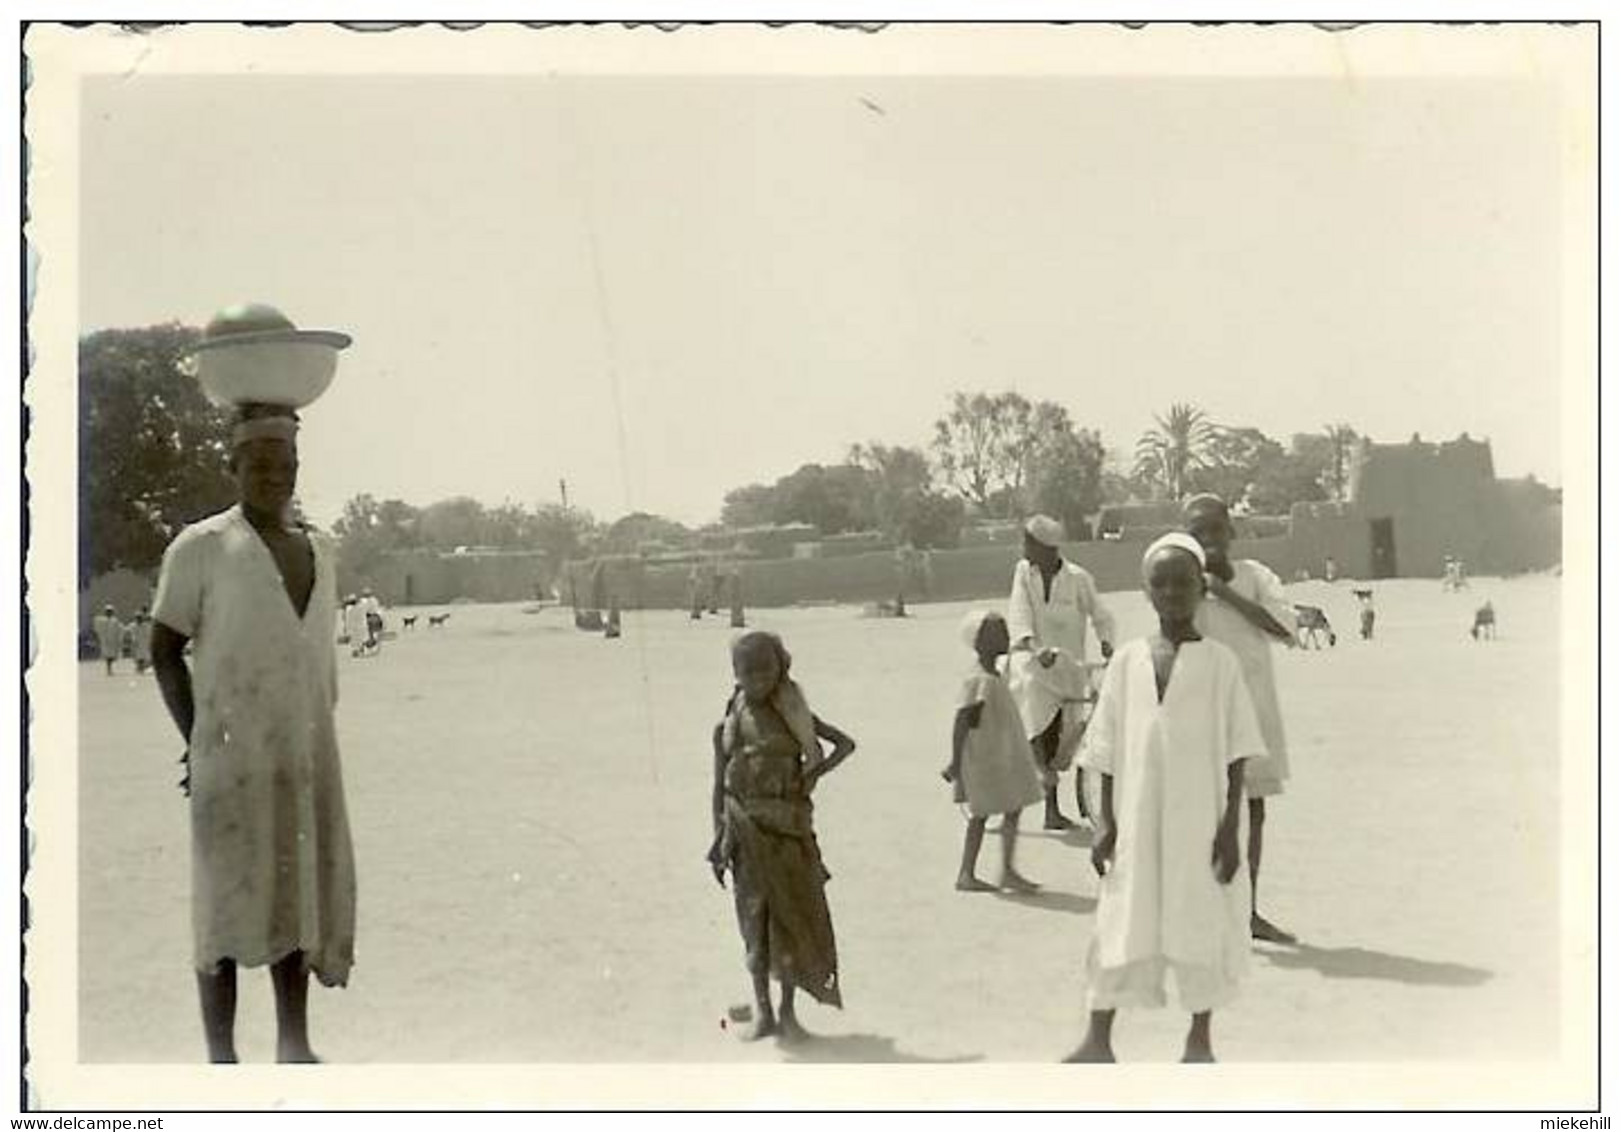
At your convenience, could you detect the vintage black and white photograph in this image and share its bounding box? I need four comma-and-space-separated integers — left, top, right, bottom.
20, 19, 1598, 1110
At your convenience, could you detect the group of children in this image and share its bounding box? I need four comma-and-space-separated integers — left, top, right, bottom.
706, 494, 1299, 1062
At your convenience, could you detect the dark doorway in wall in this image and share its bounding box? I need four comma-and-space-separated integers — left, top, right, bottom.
1370, 518, 1397, 579
405, 574, 415, 604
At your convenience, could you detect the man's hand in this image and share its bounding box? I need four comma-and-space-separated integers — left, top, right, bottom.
1090, 823, 1117, 878
706, 837, 728, 888
178, 749, 191, 798
940, 764, 957, 783
1099, 640, 1114, 661
1038, 647, 1059, 668
1204, 572, 1235, 602
1211, 816, 1241, 884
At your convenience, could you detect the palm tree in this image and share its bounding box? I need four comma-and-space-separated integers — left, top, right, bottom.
1322, 422, 1359, 502
1133, 403, 1218, 501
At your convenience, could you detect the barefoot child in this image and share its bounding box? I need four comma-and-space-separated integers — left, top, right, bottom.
1183, 494, 1300, 944
1067, 533, 1264, 1063
941, 610, 1044, 893
707, 631, 857, 1042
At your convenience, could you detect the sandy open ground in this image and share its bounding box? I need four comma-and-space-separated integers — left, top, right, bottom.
76, 574, 1563, 1067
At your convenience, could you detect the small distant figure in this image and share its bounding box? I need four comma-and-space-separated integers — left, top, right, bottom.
402, 615, 418, 631
1471, 601, 1496, 641
1292, 605, 1336, 649
729, 572, 746, 629
1443, 556, 1469, 592
1352, 589, 1375, 641
342, 594, 366, 657
428, 612, 452, 628
360, 588, 383, 654
688, 563, 705, 621
942, 610, 1043, 894
93, 604, 123, 676
129, 606, 154, 674
1065, 533, 1260, 1064
1323, 557, 1338, 583
604, 596, 622, 639
707, 632, 857, 1043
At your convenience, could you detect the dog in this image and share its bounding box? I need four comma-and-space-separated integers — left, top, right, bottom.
428, 613, 451, 628
1293, 604, 1336, 649
1470, 601, 1496, 640
402, 615, 418, 630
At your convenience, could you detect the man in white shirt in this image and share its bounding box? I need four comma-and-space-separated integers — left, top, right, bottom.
1006, 514, 1117, 830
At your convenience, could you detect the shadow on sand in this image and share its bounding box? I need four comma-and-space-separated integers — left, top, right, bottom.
1261, 944, 1492, 987
779, 1032, 984, 1064
992, 888, 1097, 917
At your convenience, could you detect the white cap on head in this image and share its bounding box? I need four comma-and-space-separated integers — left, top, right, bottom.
1024, 514, 1065, 548
959, 608, 995, 650
1142, 531, 1207, 573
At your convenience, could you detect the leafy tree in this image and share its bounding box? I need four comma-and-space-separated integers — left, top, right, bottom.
1247, 433, 1332, 514
1187, 425, 1286, 508
849, 442, 968, 549
1028, 424, 1107, 540
416, 496, 487, 549
719, 483, 778, 529
932, 391, 1099, 522
78, 323, 236, 587
599, 511, 692, 554
529, 503, 597, 564
1133, 402, 1218, 501
932, 391, 1025, 513
770, 463, 875, 535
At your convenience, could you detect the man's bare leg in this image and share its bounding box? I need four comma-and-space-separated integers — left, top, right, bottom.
1182, 1012, 1216, 1062
1063, 1009, 1116, 1062
271, 951, 320, 1063
956, 817, 995, 891
1247, 797, 1296, 944
776, 981, 809, 1044
737, 970, 777, 1041
196, 959, 239, 1064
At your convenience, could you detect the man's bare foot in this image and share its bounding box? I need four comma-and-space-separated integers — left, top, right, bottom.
1250, 913, 1298, 945
1043, 812, 1077, 832
207, 1050, 239, 1064
736, 1014, 778, 1042
276, 1045, 321, 1064
999, 870, 1041, 894
1061, 1040, 1115, 1063
1181, 1044, 1216, 1063
956, 875, 997, 892
776, 1013, 811, 1045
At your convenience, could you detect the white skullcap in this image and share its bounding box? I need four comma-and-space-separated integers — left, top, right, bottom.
1142, 531, 1207, 573
1024, 514, 1065, 548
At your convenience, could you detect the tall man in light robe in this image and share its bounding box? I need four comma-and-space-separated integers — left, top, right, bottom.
151, 404, 356, 1063
1183, 494, 1299, 944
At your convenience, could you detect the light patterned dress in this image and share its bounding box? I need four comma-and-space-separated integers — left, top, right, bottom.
954, 667, 1044, 817
153, 504, 356, 986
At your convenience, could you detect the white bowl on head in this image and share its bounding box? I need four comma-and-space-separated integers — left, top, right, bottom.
192, 339, 342, 409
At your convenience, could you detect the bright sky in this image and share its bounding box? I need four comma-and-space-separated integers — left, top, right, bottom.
79, 70, 1564, 528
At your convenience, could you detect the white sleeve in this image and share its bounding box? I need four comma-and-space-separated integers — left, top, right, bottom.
1078, 649, 1127, 775
151, 530, 205, 639
1250, 561, 1297, 633
1079, 569, 1116, 647
1006, 560, 1038, 647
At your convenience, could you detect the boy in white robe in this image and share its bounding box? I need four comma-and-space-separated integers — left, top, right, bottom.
1067, 533, 1265, 1063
